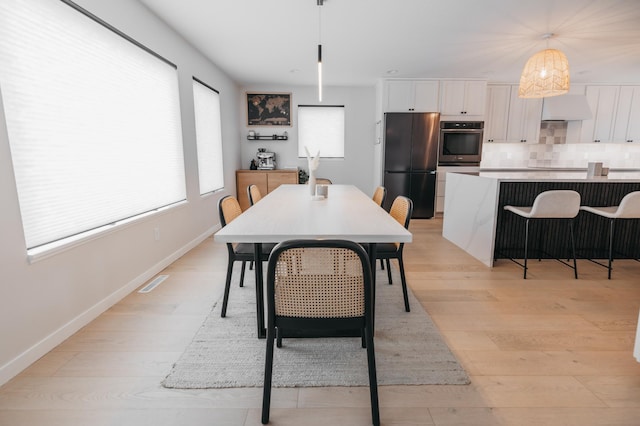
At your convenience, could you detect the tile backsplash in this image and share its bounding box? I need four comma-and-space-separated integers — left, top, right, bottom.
481, 122, 640, 169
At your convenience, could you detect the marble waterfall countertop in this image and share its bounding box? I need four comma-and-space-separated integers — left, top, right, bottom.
442, 171, 640, 267
475, 168, 640, 182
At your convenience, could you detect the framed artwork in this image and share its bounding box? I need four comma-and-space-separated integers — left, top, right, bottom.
246, 92, 291, 126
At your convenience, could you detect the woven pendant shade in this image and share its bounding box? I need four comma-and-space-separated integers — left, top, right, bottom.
518, 48, 570, 98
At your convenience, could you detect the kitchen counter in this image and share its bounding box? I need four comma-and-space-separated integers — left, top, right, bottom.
442, 172, 640, 267
476, 170, 640, 182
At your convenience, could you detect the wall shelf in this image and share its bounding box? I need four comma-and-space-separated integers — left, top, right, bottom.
247, 134, 288, 141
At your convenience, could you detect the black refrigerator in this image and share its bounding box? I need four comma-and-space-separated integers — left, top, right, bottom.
383, 112, 440, 218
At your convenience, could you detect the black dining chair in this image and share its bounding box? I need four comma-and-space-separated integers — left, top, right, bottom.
375, 195, 413, 312
217, 195, 273, 318
261, 239, 379, 426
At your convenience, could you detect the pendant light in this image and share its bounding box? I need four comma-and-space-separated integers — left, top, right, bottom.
317, 0, 323, 102
518, 33, 570, 99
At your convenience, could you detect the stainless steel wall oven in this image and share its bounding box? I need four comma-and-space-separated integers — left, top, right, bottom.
438, 121, 484, 166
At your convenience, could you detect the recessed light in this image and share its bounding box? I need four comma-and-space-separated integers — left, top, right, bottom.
386, 69, 399, 75
290, 68, 300, 73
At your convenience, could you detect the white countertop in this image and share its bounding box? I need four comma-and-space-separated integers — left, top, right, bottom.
454, 171, 640, 182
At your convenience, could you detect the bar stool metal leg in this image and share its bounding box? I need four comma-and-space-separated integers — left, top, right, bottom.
570, 220, 578, 279
608, 219, 615, 280
524, 218, 530, 279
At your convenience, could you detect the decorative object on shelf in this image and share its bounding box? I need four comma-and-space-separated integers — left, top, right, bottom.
305, 146, 320, 196
250, 159, 258, 170
518, 33, 569, 99
247, 132, 288, 140
246, 92, 291, 126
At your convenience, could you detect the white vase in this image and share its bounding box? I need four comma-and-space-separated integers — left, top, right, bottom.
308, 173, 316, 196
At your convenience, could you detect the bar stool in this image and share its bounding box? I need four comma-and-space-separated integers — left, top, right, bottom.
579, 191, 640, 279
503, 190, 581, 279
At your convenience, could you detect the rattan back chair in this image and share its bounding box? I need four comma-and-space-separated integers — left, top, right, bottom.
261, 239, 379, 426
375, 195, 413, 312
247, 184, 263, 206
372, 186, 387, 208
218, 195, 273, 318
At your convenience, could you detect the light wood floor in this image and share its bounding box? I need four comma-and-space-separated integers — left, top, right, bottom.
1, 218, 639, 425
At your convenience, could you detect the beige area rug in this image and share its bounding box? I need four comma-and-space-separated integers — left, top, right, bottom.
162, 264, 469, 388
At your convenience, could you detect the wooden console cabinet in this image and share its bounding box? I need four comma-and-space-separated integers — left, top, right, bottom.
235, 169, 298, 211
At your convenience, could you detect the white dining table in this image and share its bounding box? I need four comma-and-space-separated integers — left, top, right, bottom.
214, 184, 412, 338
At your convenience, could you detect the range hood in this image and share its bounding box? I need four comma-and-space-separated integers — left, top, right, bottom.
541, 94, 592, 121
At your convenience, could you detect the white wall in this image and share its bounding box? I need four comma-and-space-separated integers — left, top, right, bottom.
0, 0, 241, 385
239, 85, 378, 194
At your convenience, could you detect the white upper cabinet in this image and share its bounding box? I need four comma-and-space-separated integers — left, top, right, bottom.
580, 85, 619, 143
440, 80, 487, 118
484, 85, 510, 143
383, 80, 439, 112
612, 86, 640, 143
484, 84, 542, 144
507, 87, 543, 144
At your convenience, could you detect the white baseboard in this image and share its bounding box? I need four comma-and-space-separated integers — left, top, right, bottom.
0, 224, 219, 386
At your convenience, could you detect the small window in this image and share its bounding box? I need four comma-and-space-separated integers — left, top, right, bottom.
297, 106, 345, 158
193, 78, 224, 195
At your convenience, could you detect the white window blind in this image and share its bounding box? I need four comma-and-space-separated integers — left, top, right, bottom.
0, 0, 186, 250
193, 78, 224, 195
297, 106, 345, 158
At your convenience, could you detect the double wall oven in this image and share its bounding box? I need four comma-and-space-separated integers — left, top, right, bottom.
438, 121, 484, 166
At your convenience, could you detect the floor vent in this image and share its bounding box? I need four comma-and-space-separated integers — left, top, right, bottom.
138, 274, 169, 293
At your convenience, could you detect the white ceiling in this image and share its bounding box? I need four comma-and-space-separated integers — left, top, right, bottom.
137, 0, 640, 87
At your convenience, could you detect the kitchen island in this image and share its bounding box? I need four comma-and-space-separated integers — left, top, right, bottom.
442, 170, 640, 267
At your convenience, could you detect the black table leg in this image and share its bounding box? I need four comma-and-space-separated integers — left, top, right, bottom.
254, 243, 266, 339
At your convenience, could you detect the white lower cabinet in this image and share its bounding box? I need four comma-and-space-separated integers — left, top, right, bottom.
436, 166, 480, 214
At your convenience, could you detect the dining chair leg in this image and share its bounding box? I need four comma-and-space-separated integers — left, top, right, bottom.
276, 327, 282, 348
261, 326, 275, 424
398, 255, 410, 312
365, 326, 380, 426
385, 259, 393, 284
239, 261, 246, 287
221, 260, 234, 318
380, 259, 385, 270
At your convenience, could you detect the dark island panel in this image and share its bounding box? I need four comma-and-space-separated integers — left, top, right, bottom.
495, 182, 640, 260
